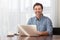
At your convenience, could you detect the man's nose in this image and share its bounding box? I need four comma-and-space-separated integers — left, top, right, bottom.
36, 10, 39, 12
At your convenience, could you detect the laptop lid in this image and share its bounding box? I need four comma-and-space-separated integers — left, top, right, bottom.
18, 25, 38, 36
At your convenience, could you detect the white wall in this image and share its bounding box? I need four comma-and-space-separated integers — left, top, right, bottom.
58, 0, 60, 27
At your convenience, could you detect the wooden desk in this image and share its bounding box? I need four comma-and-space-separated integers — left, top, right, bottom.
1, 35, 59, 40
18, 35, 60, 40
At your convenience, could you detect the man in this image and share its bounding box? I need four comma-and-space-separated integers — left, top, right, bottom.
27, 3, 53, 36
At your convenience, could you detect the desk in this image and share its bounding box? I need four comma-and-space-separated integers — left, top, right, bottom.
1, 35, 60, 40
18, 35, 60, 40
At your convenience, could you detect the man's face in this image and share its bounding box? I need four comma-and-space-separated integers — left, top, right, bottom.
33, 5, 43, 17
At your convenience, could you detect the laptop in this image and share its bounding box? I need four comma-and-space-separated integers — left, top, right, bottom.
18, 25, 39, 37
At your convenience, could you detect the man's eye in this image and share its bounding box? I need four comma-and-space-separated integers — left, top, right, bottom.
38, 8, 41, 10
35, 9, 37, 10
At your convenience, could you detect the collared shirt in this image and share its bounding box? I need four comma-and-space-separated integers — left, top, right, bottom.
27, 16, 53, 35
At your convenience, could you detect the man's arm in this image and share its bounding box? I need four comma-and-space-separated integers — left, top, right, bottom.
37, 31, 49, 36
37, 18, 53, 36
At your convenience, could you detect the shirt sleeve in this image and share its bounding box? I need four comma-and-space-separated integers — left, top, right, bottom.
46, 18, 53, 35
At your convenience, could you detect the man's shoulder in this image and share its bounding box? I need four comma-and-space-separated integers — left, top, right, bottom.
43, 16, 52, 22
27, 16, 35, 24
43, 16, 50, 19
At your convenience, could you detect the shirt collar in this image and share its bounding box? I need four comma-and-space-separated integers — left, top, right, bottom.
35, 15, 43, 21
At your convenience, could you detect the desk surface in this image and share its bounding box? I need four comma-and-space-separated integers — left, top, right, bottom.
18, 35, 60, 40
1, 35, 60, 40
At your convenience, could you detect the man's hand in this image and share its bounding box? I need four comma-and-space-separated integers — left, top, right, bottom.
36, 31, 42, 35
36, 31, 49, 36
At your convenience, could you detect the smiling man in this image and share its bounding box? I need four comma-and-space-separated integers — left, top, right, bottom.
27, 3, 53, 36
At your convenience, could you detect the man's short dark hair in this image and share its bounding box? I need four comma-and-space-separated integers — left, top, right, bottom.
33, 3, 43, 9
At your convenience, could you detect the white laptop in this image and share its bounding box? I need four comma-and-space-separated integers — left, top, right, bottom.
18, 25, 39, 37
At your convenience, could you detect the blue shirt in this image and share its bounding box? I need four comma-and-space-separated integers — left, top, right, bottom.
27, 16, 53, 35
